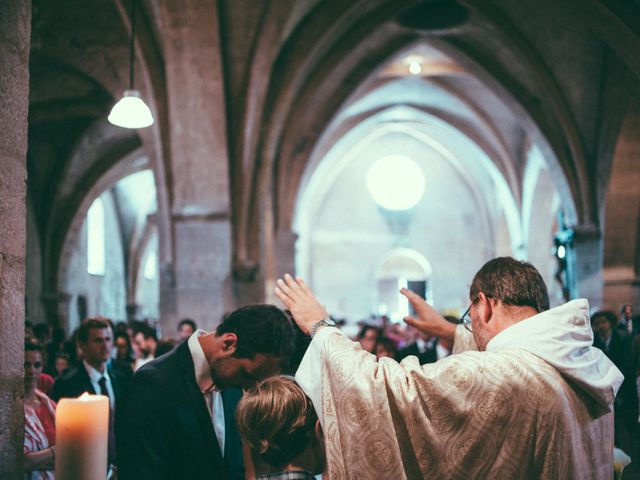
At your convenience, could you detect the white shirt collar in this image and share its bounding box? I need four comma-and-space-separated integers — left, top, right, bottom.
435, 342, 450, 360
83, 360, 116, 406
83, 360, 107, 382
187, 330, 215, 392
416, 338, 435, 352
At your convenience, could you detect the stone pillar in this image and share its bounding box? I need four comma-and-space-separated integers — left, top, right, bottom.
41, 290, 72, 329
274, 230, 298, 279
0, 1, 30, 476
157, 1, 233, 333
573, 225, 604, 308
171, 216, 234, 332
262, 229, 298, 305
232, 260, 264, 309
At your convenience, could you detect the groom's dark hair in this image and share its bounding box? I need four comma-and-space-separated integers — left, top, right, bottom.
216, 304, 296, 359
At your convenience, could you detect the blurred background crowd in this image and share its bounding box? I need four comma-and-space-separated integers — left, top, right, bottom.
22, 302, 640, 478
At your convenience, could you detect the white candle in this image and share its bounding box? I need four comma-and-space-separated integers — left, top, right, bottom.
55, 392, 109, 480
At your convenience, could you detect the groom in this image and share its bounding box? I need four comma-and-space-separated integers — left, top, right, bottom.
115, 305, 297, 480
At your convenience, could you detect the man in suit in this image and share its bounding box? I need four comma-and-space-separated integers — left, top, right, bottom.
618, 304, 640, 337
133, 323, 158, 371
592, 310, 634, 376
178, 317, 198, 342
397, 315, 460, 364
592, 310, 638, 448
115, 304, 297, 480
396, 329, 438, 364
51, 317, 130, 463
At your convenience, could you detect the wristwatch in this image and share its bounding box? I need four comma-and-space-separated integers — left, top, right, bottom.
309, 317, 337, 338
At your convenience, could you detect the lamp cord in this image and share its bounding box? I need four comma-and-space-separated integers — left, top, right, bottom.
129, 0, 136, 90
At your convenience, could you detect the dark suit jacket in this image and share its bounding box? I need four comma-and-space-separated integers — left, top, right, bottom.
617, 316, 640, 338
593, 331, 638, 409
51, 359, 130, 463
396, 341, 438, 365
115, 340, 244, 480
50, 360, 130, 402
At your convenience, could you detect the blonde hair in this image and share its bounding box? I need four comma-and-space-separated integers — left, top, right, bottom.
236, 376, 317, 467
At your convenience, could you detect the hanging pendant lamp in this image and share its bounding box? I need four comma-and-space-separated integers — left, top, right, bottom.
108, 0, 154, 129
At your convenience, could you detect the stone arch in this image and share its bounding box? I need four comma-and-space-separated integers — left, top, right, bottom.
602, 93, 640, 307
289, 112, 507, 317
259, 4, 597, 307
28, 53, 114, 124
54, 147, 151, 328
131, 222, 159, 321
59, 189, 127, 330
292, 111, 517, 281
262, 2, 587, 239
42, 124, 141, 304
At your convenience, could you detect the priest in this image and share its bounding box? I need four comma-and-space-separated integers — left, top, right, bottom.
275, 257, 623, 479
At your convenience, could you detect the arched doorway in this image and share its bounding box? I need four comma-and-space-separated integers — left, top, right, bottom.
375, 248, 433, 322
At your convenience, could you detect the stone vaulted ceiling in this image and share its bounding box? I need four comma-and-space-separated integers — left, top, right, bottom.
26, 0, 640, 320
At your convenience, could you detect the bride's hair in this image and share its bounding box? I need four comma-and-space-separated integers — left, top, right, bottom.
236, 375, 318, 468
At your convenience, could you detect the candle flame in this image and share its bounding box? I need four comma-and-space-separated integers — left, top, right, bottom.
79, 392, 92, 400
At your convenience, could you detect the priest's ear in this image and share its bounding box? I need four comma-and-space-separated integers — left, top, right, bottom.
476, 292, 495, 325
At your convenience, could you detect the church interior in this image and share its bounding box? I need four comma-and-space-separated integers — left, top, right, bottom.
2, 0, 640, 476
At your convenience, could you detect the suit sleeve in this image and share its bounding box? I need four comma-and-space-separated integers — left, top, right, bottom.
115, 369, 172, 480
223, 389, 245, 480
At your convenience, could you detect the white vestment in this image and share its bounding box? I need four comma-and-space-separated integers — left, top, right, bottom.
296, 299, 623, 479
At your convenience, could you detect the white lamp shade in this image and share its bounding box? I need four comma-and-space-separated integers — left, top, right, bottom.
108, 90, 154, 128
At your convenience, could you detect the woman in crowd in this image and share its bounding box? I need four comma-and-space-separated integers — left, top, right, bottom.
52, 353, 70, 379
114, 331, 135, 368
375, 336, 397, 360
24, 341, 56, 480
356, 324, 382, 353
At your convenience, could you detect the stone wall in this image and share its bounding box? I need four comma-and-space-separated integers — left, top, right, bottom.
0, 1, 30, 475
603, 94, 640, 309
26, 199, 45, 322
301, 133, 499, 321
61, 191, 127, 332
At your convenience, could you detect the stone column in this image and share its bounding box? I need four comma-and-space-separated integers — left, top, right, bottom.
573, 225, 604, 308
261, 229, 298, 305
172, 216, 233, 331
157, 0, 234, 333
41, 290, 72, 329
274, 230, 298, 279
0, 1, 30, 476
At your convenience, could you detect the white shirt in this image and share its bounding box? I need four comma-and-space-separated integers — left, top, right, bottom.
435, 342, 451, 361
133, 356, 153, 372
416, 337, 436, 353
83, 360, 115, 406
621, 317, 633, 335
188, 330, 225, 456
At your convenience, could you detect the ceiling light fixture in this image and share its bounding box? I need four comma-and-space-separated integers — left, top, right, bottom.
409, 59, 422, 75
108, 0, 154, 129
